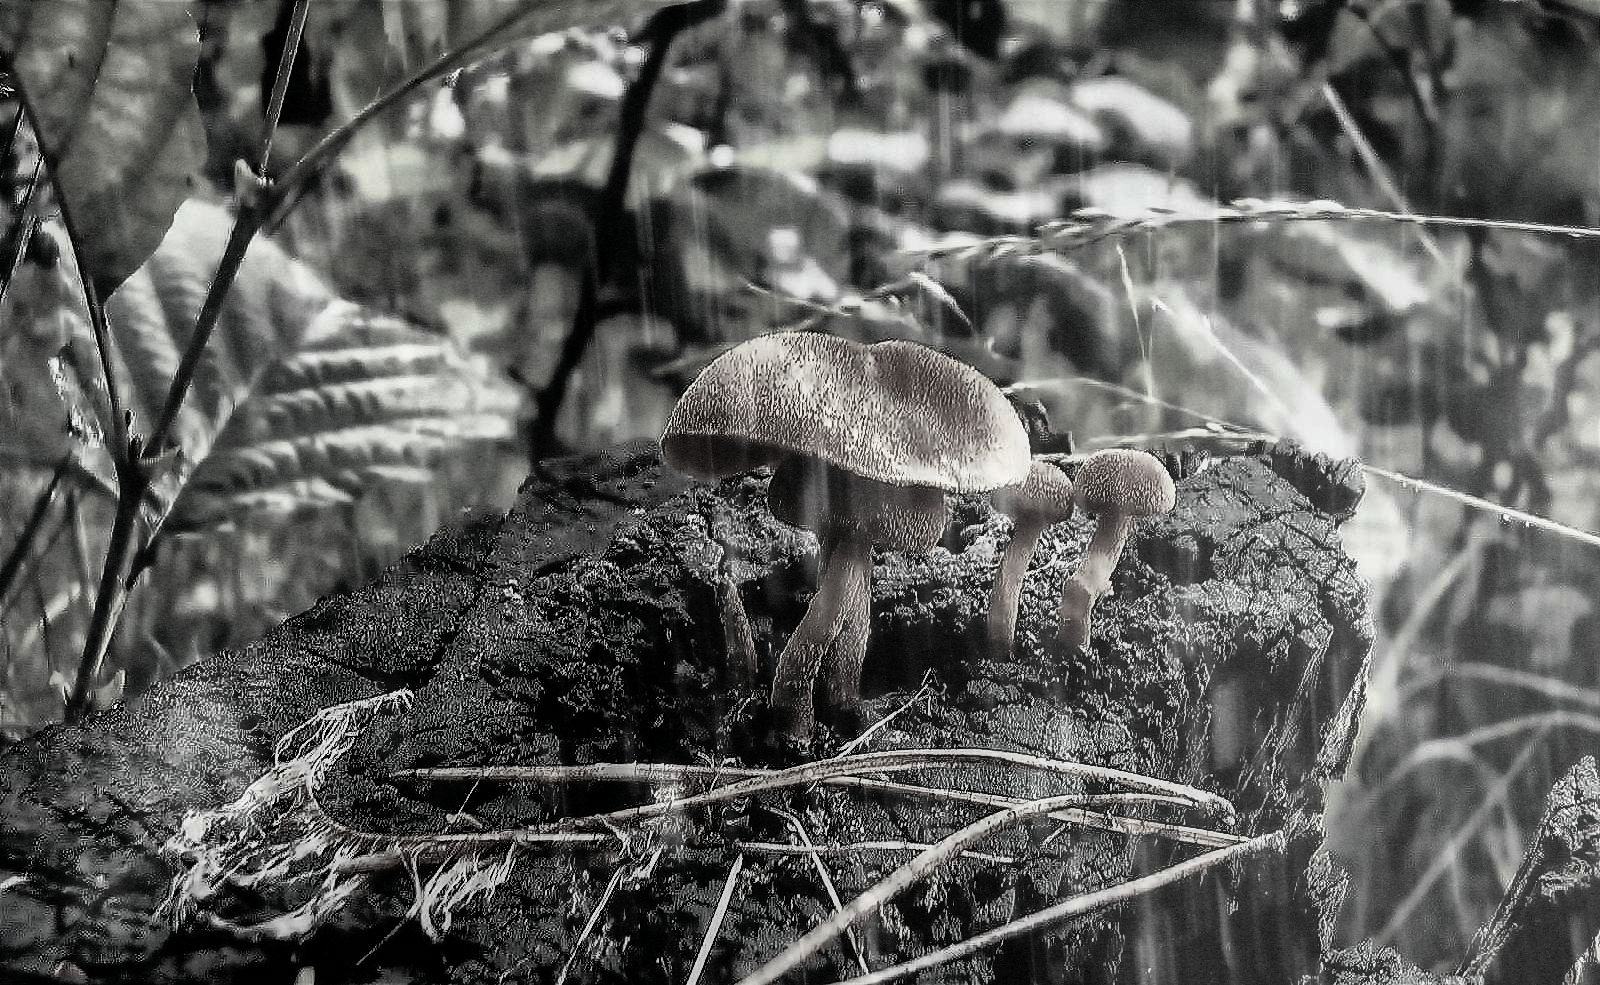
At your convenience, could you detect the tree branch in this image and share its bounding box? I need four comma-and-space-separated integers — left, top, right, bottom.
526, 0, 727, 459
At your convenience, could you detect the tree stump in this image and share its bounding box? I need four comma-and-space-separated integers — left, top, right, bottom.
0, 441, 1376, 984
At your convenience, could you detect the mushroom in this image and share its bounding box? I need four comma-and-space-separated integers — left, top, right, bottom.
765, 456, 949, 725
987, 459, 1074, 657
1057, 448, 1176, 652
661, 330, 1029, 736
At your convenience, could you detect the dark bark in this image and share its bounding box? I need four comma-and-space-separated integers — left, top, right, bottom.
1461, 756, 1600, 985
0, 442, 1375, 983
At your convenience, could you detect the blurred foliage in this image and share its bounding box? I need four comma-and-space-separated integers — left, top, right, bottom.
2, 0, 1600, 974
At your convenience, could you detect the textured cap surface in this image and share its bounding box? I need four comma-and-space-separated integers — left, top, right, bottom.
1072, 448, 1176, 517
992, 459, 1075, 522
661, 330, 1029, 493
767, 457, 948, 553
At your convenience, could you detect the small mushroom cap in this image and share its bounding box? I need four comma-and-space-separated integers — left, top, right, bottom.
1072, 448, 1176, 517
991, 459, 1075, 523
661, 330, 1029, 493
768, 457, 948, 553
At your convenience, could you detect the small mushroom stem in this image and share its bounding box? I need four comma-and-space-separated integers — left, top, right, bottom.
1057, 512, 1133, 651
771, 530, 873, 737
715, 565, 757, 689
987, 518, 1049, 657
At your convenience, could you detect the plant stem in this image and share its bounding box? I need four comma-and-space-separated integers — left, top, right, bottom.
266, 0, 552, 231
145, 215, 265, 453
0, 155, 42, 310
65, 477, 141, 719
259, 0, 312, 172
64, 1, 313, 718
526, 0, 726, 458
10, 69, 140, 720
0, 455, 68, 614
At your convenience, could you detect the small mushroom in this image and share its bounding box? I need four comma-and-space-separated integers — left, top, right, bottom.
1057, 448, 1176, 651
661, 330, 1029, 736
987, 459, 1074, 657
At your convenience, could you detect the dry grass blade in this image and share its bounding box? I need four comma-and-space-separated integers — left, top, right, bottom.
685, 854, 746, 985
1399, 663, 1600, 712
394, 761, 1241, 848
736, 792, 1213, 985
1377, 712, 1600, 795
398, 747, 1234, 827
769, 808, 871, 976
820, 831, 1286, 985
555, 865, 627, 985
1319, 82, 1447, 269
1364, 465, 1600, 551
741, 840, 1015, 865
1375, 728, 1551, 946
903, 199, 1600, 262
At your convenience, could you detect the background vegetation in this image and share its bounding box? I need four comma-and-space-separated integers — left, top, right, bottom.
2, 0, 1599, 974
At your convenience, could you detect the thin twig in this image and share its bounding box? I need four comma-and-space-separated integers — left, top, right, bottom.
834, 678, 932, 758
1319, 81, 1446, 268
394, 761, 1242, 848
63, 0, 314, 718
741, 840, 1015, 865
0, 154, 43, 310
769, 808, 872, 976
736, 793, 1222, 985
527, 0, 727, 456
397, 748, 1236, 823
259, 0, 311, 171
267, 0, 557, 230
818, 831, 1286, 985
685, 854, 745, 985
905, 199, 1600, 262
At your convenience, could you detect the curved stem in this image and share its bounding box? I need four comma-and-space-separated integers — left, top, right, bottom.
1057, 513, 1131, 652
987, 519, 1046, 657
771, 531, 870, 737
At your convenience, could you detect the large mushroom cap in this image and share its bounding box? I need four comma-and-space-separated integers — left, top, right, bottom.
661, 330, 1030, 493
1072, 448, 1176, 517
992, 459, 1075, 523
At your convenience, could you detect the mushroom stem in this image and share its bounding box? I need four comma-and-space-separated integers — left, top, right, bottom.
715, 565, 757, 689
771, 530, 873, 737
1057, 513, 1133, 651
817, 536, 873, 728
987, 518, 1048, 657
